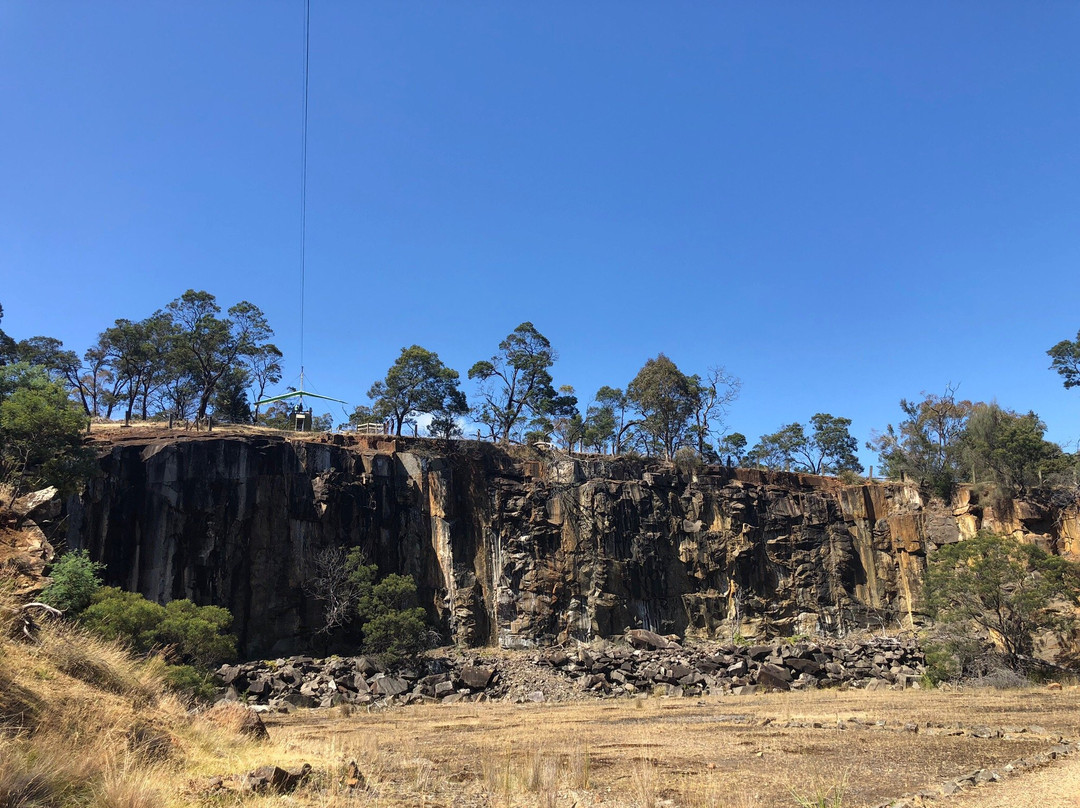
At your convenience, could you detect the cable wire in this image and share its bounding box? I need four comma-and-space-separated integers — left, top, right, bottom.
298, 0, 311, 387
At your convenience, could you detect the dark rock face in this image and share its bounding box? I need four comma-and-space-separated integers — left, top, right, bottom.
65, 434, 505, 655
61, 432, 1062, 656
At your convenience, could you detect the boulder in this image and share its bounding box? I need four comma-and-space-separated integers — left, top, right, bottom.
757, 664, 792, 692
11, 487, 59, 519
245, 764, 312, 794
626, 629, 673, 650
371, 676, 409, 697
459, 666, 496, 690
204, 702, 270, 740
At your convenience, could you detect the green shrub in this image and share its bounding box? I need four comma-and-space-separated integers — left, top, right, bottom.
80, 587, 236, 667
672, 447, 704, 476
161, 663, 216, 702
80, 588, 167, 650
362, 608, 429, 664
356, 571, 429, 665
922, 631, 985, 683
158, 599, 235, 668
307, 547, 432, 666
39, 550, 103, 615
836, 469, 864, 486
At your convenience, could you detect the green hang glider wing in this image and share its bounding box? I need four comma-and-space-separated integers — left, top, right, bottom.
254, 389, 348, 407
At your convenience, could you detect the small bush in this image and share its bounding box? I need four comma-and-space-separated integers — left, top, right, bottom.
363, 608, 429, 664
157, 599, 235, 668
673, 447, 704, 476
791, 777, 846, 808
39, 550, 103, 615
836, 469, 864, 486
160, 664, 216, 702
80, 588, 236, 668
357, 572, 430, 666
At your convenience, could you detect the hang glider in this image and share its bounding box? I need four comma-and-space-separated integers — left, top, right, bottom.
254, 389, 347, 407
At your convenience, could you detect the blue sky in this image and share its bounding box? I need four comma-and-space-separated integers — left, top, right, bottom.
2, 3, 1079, 464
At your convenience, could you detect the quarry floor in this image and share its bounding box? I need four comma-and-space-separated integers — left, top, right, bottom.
243, 687, 1080, 808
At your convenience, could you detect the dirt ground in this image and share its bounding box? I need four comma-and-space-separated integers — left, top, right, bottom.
241, 687, 1080, 808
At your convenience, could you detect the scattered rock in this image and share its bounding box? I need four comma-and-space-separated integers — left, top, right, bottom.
206, 702, 269, 740
341, 760, 365, 790
245, 763, 312, 794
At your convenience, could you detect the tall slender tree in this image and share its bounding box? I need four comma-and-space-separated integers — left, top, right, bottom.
248, 344, 283, 423
468, 322, 560, 444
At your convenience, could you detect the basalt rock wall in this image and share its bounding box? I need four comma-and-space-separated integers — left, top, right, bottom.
61, 432, 1078, 657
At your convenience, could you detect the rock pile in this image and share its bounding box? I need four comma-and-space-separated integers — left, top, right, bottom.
215, 655, 507, 711
541, 634, 926, 696
215, 635, 926, 710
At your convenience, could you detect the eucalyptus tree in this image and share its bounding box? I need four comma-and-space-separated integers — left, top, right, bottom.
626, 354, 697, 459
369, 345, 467, 435
166, 290, 275, 422
588, 386, 638, 455
717, 432, 747, 465
748, 415, 862, 474
688, 366, 741, 457
1048, 329, 1080, 390
468, 322, 561, 445
248, 344, 283, 423
868, 386, 972, 496
99, 314, 175, 425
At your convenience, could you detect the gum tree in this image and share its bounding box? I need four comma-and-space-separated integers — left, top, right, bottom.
369, 345, 467, 436
166, 290, 274, 422
468, 322, 561, 444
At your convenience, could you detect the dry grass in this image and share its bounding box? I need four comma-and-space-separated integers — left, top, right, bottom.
0, 591, 261, 808
262, 686, 1080, 807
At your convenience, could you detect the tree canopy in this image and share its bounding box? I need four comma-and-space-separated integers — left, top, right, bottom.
166, 291, 275, 422
959, 403, 1064, 494
468, 322, 562, 444
369, 345, 467, 436
868, 387, 972, 496
1047, 329, 1080, 390
626, 354, 697, 460
0, 363, 95, 504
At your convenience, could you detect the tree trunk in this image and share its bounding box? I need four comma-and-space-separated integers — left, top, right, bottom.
196, 388, 213, 422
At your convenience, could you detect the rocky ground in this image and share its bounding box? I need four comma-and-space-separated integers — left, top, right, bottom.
215, 630, 927, 712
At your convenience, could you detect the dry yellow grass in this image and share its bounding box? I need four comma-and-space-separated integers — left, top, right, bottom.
0, 598, 264, 808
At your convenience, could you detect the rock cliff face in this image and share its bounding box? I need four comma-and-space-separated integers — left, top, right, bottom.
61, 432, 1079, 657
